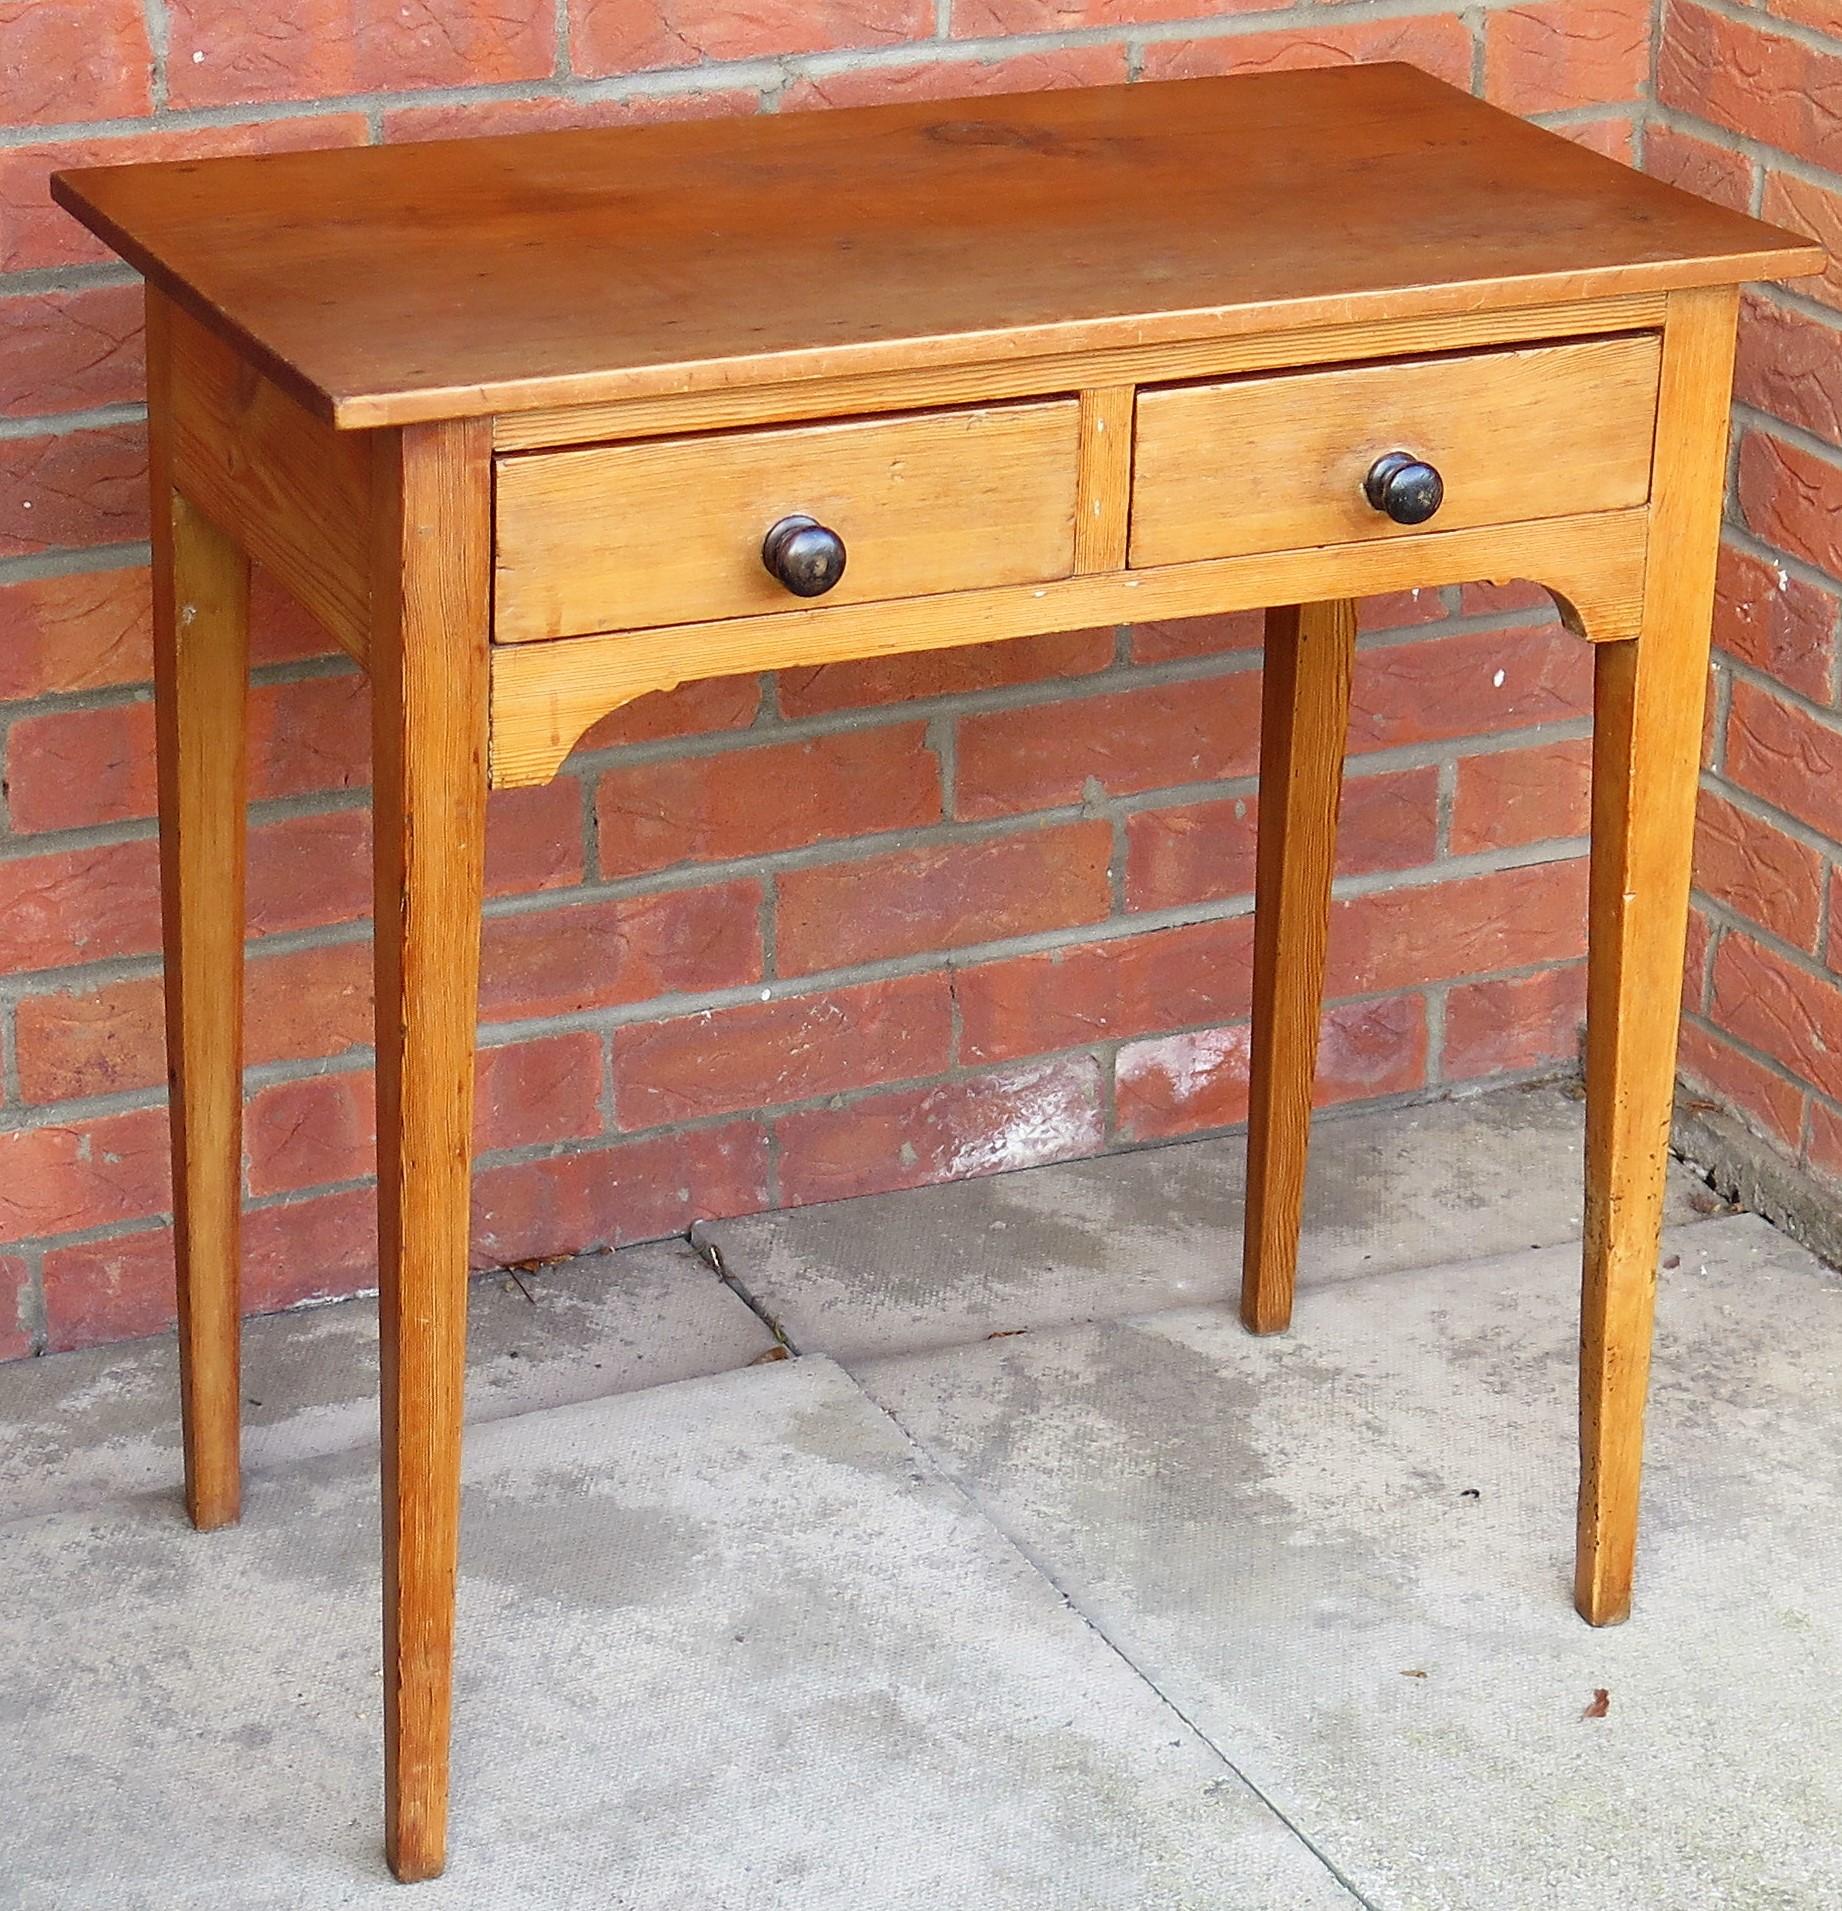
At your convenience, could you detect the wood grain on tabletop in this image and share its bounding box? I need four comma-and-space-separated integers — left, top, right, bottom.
51, 64, 1821, 427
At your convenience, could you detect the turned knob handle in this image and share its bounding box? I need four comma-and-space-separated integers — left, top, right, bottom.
1363, 452, 1445, 527
762, 515, 848, 598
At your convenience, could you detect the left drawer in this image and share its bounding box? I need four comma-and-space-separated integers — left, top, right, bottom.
493, 398, 1083, 643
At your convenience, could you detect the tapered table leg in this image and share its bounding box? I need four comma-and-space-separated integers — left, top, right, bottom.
1241, 599, 1357, 1337
370, 417, 492, 1881
148, 295, 252, 1533
1576, 283, 1739, 1626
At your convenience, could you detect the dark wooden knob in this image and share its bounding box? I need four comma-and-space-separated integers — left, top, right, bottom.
762, 515, 847, 598
1364, 452, 1445, 527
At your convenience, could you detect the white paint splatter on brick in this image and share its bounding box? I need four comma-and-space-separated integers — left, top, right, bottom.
1118, 1027, 1251, 1108
944, 1061, 1103, 1179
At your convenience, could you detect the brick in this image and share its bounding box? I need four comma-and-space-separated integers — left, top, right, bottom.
1125, 766, 1439, 913
951, 0, 1248, 30
1761, 0, 1842, 28
43, 1227, 176, 1350
1128, 610, 1264, 665
776, 822, 1111, 975
1115, 993, 1426, 1142
1830, 869, 1842, 974
486, 780, 586, 896
1738, 429, 1842, 579
471, 1121, 770, 1267
1643, 123, 1755, 215
1736, 293, 1842, 450
168, 0, 556, 110
7, 673, 369, 834
1111, 1023, 1256, 1146
6, 700, 158, 833
1125, 797, 1257, 914
775, 1055, 1104, 1206
1709, 931, 1842, 1095
1327, 858, 1589, 997
244, 1186, 381, 1312
1727, 676, 1842, 843
476, 1032, 606, 1152
1693, 789, 1825, 951
1351, 625, 1593, 752
0, 285, 145, 421
1762, 171, 1842, 317
0, 424, 147, 558
1444, 963, 1586, 1078
1450, 738, 1593, 856
480, 882, 762, 1021
384, 87, 758, 142
0, 1254, 29, 1361
1548, 115, 1638, 163
1679, 1017, 1806, 1153
782, 44, 1127, 111
777, 628, 1112, 718
0, 1107, 170, 1241
1712, 539, 1838, 703
956, 917, 1257, 1066
0, 119, 371, 275
596, 725, 940, 879
247, 809, 369, 938
246, 1071, 374, 1197
239, 938, 379, 1066
956, 673, 1262, 818
571, 0, 932, 75
615, 973, 953, 1126
0, 837, 160, 976
1485, 0, 1650, 114
15, 939, 372, 1103
1142, 16, 1475, 87
574, 674, 761, 750
0, 567, 151, 701
1808, 1099, 1842, 1186
1658, 2, 1842, 177
0, 0, 152, 124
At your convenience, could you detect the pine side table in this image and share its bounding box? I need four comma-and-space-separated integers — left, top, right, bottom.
53, 64, 1821, 1883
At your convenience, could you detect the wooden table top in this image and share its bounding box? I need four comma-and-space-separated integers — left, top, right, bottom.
54, 63, 1818, 431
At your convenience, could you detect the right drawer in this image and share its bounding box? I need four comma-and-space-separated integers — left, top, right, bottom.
1129, 333, 1663, 571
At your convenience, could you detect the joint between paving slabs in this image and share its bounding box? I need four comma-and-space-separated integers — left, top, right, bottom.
857, 1376, 1382, 1911
691, 1224, 801, 1360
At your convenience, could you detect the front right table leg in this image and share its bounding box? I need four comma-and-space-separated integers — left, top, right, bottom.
1576, 282, 1739, 1626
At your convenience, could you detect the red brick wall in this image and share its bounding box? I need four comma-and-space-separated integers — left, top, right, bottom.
0, 0, 1698, 1360
1650, 2, 1842, 1196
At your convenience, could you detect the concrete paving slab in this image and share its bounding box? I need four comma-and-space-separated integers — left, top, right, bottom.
0, 1356, 1354, 1911
0, 1240, 776, 1524
699, 1083, 1723, 1362
856, 1212, 1842, 1909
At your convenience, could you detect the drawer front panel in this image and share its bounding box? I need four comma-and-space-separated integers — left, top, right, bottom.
1129, 334, 1663, 571
495, 399, 1081, 642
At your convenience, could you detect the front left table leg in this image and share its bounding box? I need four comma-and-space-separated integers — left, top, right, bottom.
370, 417, 493, 1882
